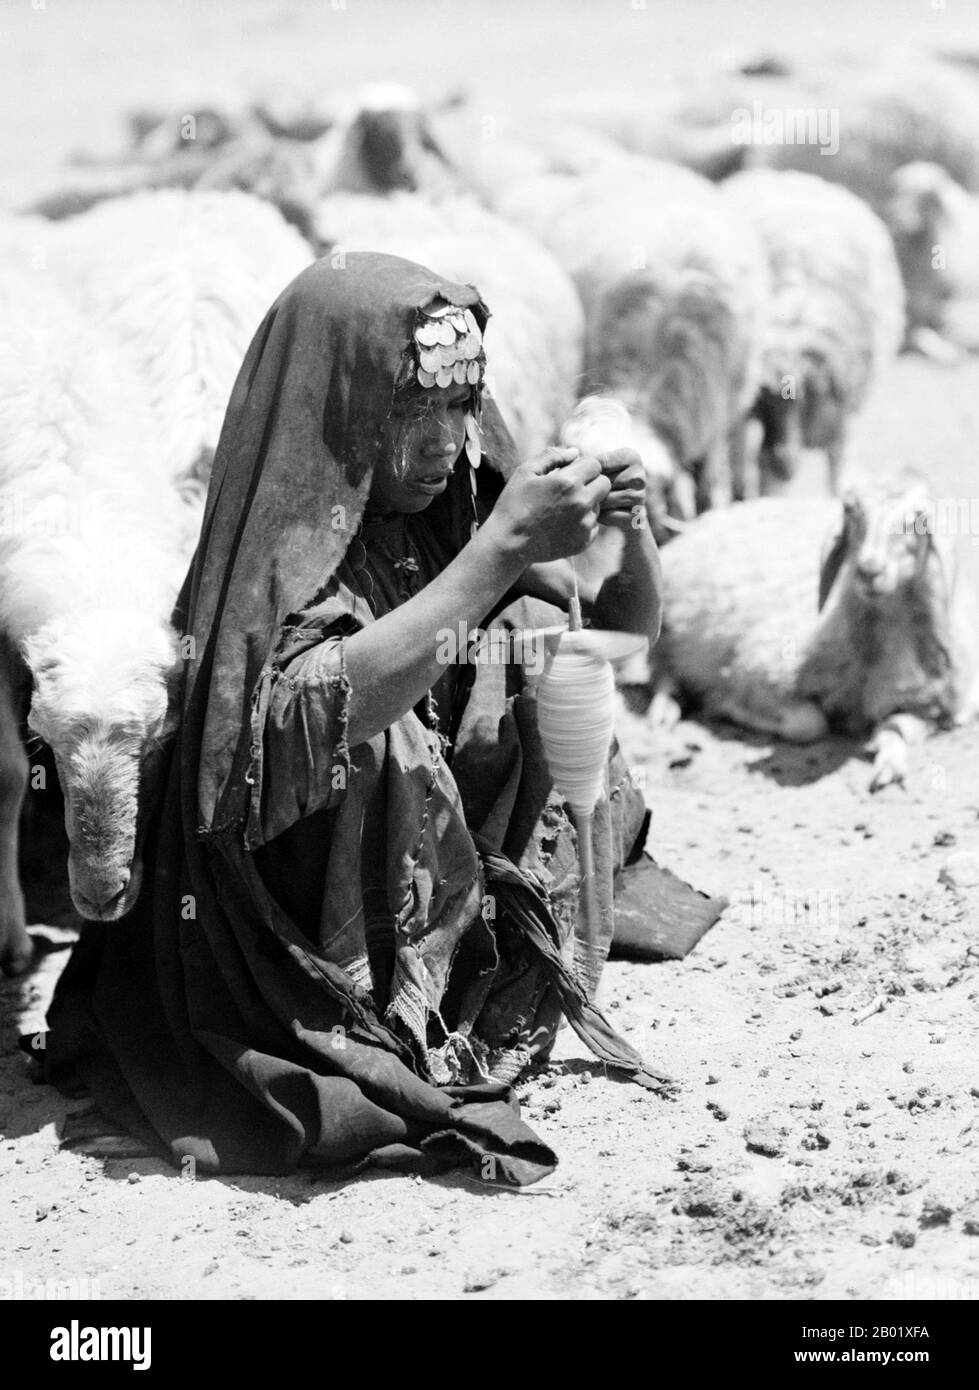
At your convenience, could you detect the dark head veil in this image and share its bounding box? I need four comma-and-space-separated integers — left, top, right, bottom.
179, 251, 518, 846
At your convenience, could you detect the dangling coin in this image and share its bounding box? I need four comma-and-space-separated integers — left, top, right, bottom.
439, 342, 459, 368
417, 366, 436, 387
415, 322, 441, 347
427, 302, 455, 318
436, 321, 455, 346
418, 347, 441, 374
464, 412, 482, 468
435, 366, 453, 387
452, 359, 467, 384
461, 333, 480, 360
466, 361, 480, 384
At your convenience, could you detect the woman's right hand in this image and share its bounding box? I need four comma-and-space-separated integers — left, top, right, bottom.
482, 447, 612, 565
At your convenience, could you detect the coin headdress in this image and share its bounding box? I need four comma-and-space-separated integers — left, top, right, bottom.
410, 301, 486, 391
400, 297, 487, 508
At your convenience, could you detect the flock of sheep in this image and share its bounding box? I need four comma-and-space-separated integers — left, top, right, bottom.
2, 47, 979, 977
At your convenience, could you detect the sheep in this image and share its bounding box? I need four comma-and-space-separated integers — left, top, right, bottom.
0, 268, 191, 970
313, 191, 585, 459
540, 74, 782, 182
500, 159, 770, 515
885, 162, 979, 360
430, 105, 632, 211
22, 99, 332, 242
317, 82, 466, 200
650, 477, 979, 791
22, 84, 467, 237
44, 189, 312, 501
740, 51, 979, 211
543, 51, 979, 204
723, 169, 905, 494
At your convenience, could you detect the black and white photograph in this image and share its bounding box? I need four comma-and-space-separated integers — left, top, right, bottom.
0, 0, 977, 1330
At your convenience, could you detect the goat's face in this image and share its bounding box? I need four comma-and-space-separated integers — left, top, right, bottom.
26, 621, 179, 922
835, 488, 934, 604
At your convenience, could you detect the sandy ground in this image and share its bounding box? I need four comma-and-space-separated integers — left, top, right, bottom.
2, 0, 979, 1304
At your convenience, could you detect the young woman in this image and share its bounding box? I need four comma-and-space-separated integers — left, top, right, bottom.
40, 253, 717, 1185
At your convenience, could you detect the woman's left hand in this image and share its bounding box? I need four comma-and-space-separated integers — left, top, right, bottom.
597, 448, 647, 531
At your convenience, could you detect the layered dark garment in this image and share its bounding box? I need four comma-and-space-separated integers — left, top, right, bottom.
39, 253, 667, 1185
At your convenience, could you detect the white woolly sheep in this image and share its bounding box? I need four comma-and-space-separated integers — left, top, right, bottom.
313, 191, 585, 459
500, 159, 770, 514
431, 106, 632, 212
0, 268, 192, 970
885, 161, 979, 360
741, 51, 979, 211
723, 169, 905, 493
540, 75, 775, 182
651, 478, 979, 791
316, 83, 467, 201
23, 84, 463, 240
45, 189, 312, 501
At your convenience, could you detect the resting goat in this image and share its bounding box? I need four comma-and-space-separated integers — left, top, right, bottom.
652, 478, 979, 791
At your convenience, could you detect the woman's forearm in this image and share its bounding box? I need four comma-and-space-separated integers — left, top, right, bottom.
502, 529, 662, 646
342, 524, 527, 746
591, 526, 662, 645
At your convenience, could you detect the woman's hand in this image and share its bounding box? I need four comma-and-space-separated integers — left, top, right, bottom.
482, 446, 612, 565
596, 448, 647, 531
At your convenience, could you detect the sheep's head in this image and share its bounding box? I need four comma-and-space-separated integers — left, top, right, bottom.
757, 350, 846, 476
886, 162, 954, 241
754, 383, 802, 481
25, 615, 180, 922
819, 481, 950, 609
326, 83, 462, 197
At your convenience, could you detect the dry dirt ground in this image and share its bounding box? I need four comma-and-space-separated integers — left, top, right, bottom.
2, 0, 979, 1305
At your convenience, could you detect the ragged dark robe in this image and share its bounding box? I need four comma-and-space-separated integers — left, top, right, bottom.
40, 253, 664, 1184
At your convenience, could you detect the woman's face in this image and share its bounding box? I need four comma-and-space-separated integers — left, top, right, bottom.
371, 382, 471, 513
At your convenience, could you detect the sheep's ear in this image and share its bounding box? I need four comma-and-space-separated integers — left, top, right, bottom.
818, 504, 852, 610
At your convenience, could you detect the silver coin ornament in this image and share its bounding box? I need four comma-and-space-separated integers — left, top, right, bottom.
411, 302, 485, 393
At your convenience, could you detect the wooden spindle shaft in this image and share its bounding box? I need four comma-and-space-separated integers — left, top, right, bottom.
568, 557, 583, 632
573, 807, 600, 971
